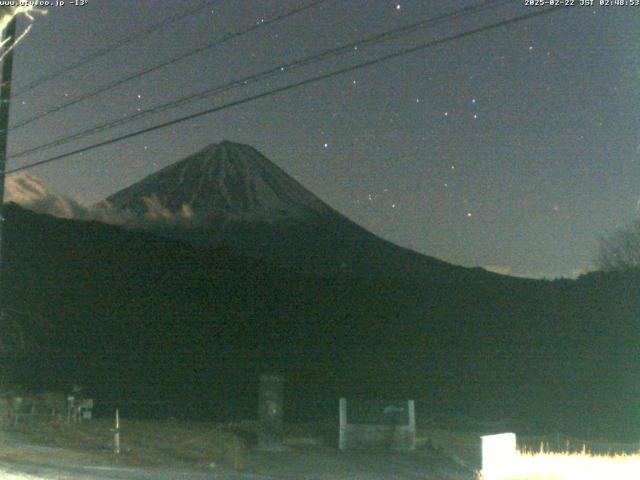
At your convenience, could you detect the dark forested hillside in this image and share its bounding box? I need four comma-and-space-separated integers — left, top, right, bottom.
2, 203, 639, 440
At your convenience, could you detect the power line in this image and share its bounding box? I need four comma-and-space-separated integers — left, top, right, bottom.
10, 0, 329, 131
9, 0, 509, 161
6, 6, 565, 176
13, 0, 217, 97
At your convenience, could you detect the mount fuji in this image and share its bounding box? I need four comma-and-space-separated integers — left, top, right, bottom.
103, 140, 474, 277
105, 140, 330, 222
1, 143, 635, 440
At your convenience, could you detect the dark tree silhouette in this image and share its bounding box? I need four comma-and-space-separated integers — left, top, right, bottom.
596, 219, 640, 271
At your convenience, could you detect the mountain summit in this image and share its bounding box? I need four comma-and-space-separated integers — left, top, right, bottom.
102, 140, 472, 277
105, 141, 330, 223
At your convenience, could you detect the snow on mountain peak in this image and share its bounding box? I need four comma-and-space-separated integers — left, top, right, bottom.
105, 141, 331, 223
2, 142, 337, 230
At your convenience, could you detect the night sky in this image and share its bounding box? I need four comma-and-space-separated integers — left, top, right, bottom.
7, 0, 640, 279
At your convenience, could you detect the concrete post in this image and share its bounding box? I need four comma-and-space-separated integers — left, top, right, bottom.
408, 400, 415, 429
338, 398, 347, 450
407, 400, 416, 451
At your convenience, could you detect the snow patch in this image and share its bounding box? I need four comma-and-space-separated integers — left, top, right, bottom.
5, 142, 335, 230
105, 141, 331, 224
4, 173, 195, 229
4, 173, 87, 219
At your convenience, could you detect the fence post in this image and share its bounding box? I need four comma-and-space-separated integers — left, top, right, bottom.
407, 400, 416, 451
113, 409, 120, 455
338, 398, 347, 450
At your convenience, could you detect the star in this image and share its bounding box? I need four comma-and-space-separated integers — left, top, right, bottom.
323, 143, 328, 148
395, 4, 401, 10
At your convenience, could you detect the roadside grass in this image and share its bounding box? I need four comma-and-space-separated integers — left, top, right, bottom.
0, 417, 249, 471
422, 423, 640, 480
477, 448, 640, 480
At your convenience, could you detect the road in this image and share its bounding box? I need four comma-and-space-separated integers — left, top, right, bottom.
0, 445, 475, 480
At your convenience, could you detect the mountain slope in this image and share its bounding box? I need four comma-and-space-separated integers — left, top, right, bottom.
3, 143, 637, 439
105, 141, 330, 221
103, 141, 480, 278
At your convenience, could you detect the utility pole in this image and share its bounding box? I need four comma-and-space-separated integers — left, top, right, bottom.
0, 16, 16, 306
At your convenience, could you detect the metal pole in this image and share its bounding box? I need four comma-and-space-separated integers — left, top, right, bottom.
113, 408, 120, 455
0, 17, 17, 304
338, 398, 347, 450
